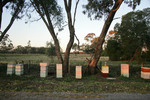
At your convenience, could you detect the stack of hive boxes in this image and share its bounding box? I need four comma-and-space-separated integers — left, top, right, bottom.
15, 64, 24, 76
76, 66, 82, 79
121, 64, 129, 78
56, 64, 62, 78
7, 63, 15, 75
40, 63, 48, 78
141, 67, 150, 79
101, 66, 109, 77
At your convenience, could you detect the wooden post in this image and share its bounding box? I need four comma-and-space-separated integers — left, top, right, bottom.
28, 60, 30, 74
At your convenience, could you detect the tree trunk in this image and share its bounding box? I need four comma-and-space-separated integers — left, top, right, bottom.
63, 0, 75, 74
89, 0, 123, 74
46, 25, 63, 64
63, 27, 74, 74
54, 39, 63, 64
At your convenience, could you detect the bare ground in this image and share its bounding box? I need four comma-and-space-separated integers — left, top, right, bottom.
0, 92, 150, 100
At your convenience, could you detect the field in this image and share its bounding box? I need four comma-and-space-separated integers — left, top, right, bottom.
0, 54, 150, 94
0, 54, 109, 65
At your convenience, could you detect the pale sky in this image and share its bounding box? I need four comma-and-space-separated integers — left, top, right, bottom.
1, 0, 150, 51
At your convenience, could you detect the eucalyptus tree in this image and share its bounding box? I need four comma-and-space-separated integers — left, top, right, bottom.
83, 0, 141, 74
115, 8, 150, 62
30, 0, 80, 74
0, 0, 25, 42
0, 34, 13, 53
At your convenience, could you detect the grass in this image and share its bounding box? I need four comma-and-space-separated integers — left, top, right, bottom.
0, 54, 150, 93
0, 74, 150, 93
0, 54, 109, 65
0, 63, 150, 93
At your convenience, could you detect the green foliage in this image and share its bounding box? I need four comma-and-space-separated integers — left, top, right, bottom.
14, 45, 27, 54
115, 8, 150, 62
101, 50, 108, 56
4, 0, 25, 19
0, 34, 14, 53
81, 33, 98, 54
106, 40, 121, 61
83, 0, 141, 20
45, 41, 56, 57
28, 0, 64, 31
83, 0, 114, 20
80, 43, 94, 54
72, 43, 79, 52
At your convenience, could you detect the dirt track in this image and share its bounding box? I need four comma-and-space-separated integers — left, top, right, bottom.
0, 92, 150, 100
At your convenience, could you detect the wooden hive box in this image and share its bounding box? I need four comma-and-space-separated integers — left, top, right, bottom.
56, 64, 62, 78
101, 66, 109, 77
76, 66, 82, 79
15, 64, 24, 76
121, 64, 129, 78
141, 67, 150, 79
40, 63, 48, 78
7, 63, 15, 75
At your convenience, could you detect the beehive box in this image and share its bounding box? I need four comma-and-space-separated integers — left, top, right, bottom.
121, 64, 129, 78
56, 64, 62, 78
101, 66, 109, 77
7, 63, 15, 75
15, 64, 24, 76
141, 67, 150, 79
76, 66, 82, 79
40, 63, 48, 78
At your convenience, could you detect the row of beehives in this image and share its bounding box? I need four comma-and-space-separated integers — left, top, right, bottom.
101, 64, 150, 79
40, 63, 82, 79
7, 63, 82, 79
7, 63, 150, 79
7, 63, 23, 76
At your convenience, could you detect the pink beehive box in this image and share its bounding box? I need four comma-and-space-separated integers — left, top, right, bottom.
76, 66, 82, 79
121, 64, 129, 77
56, 64, 62, 78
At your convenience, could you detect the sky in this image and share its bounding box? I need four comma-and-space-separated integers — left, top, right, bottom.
1, 0, 150, 51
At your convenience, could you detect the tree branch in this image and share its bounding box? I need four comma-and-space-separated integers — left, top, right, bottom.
68, 0, 72, 12
72, 0, 80, 50
0, 0, 23, 42
129, 46, 141, 64
39, 0, 53, 28
31, 0, 49, 28
64, 0, 69, 12
112, 0, 123, 12
73, 0, 79, 26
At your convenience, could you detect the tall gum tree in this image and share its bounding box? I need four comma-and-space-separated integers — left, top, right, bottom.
0, 0, 25, 42
83, 0, 141, 74
30, 0, 80, 74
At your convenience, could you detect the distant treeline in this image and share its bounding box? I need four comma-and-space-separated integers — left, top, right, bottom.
0, 46, 47, 54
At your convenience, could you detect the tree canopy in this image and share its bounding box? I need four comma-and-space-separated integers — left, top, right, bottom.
0, 34, 13, 53
82, 0, 141, 74
0, 0, 25, 41
83, 0, 141, 20
108, 8, 150, 62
